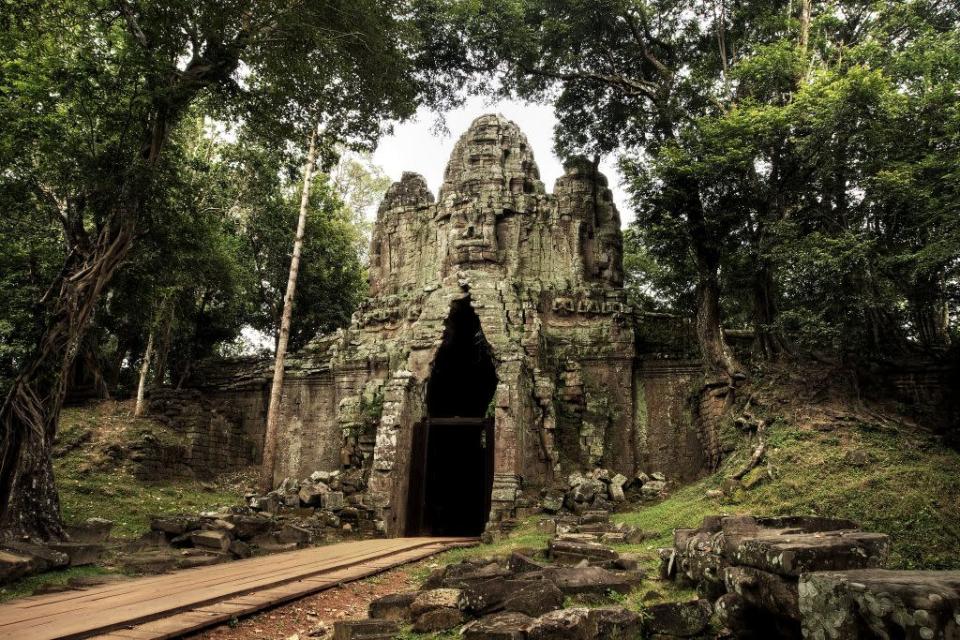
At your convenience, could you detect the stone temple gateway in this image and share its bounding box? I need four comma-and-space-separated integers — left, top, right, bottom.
171, 115, 712, 537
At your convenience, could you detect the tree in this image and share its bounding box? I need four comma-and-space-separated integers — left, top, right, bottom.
0, 0, 464, 538
260, 128, 317, 493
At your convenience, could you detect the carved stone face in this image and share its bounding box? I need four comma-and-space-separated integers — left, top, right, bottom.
449, 204, 498, 265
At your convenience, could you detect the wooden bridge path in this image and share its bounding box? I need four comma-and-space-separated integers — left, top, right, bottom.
0, 536, 476, 640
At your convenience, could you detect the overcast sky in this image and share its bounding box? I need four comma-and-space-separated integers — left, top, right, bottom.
371, 95, 634, 226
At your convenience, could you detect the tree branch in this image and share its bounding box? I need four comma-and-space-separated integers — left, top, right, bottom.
116, 0, 148, 49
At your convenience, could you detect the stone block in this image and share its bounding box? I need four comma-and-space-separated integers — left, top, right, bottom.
732, 531, 890, 577
298, 482, 330, 507
541, 566, 637, 597
276, 524, 312, 545
413, 606, 466, 632
644, 599, 712, 638
322, 491, 345, 511
368, 591, 417, 621
64, 517, 113, 543
462, 611, 532, 640
47, 542, 104, 567
725, 565, 800, 620
150, 515, 201, 536
548, 538, 619, 565
799, 569, 960, 640
0, 550, 35, 584
332, 619, 400, 640
190, 530, 231, 552
410, 588, 465, 616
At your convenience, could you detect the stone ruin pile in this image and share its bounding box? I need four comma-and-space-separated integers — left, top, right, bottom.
664, 515, 960, 639
333, 510, 715, 640
116, 469, 383, 576
246, 468, 382, 536
542, 468, 669, 516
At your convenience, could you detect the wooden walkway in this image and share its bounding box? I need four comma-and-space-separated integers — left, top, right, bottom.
0, 536, 476, 640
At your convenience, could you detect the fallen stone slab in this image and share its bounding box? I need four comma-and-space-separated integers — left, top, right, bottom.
410, 588, 465, 616
119, 550, 177, 574
0, 550, 37, 584
369, 591, 417, 621
190, 529, 232, 552
541, 565, 639, 597
413, 606, 467, 632
64, 517, 113, 543
0, 541, 70, 584
332, 619, 400, 640
276, 524, 312, 545
150, 515, 201, 536
502, 580, 564, 618
725, 565, 800, 620
732, 530, 889, 577
47, 542, 105, 567
526, 606, 642, 640
228, 514, 273, 539
644, 599, 713, 638
454, 578, 565, 618
462, 611, 533, 640
525, 607, 594, 640
508, 550, 548, 574
548, 538, 619, 565
799, 569, 960, 640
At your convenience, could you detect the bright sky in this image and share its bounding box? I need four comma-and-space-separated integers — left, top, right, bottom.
371, 95, 634, 226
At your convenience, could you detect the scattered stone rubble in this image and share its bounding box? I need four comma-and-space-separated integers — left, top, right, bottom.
335, 509, 711, 640
245, 468, 384, 535
0, 469, 386, 586
542, 468, 669, 516
119, 470, 384, 575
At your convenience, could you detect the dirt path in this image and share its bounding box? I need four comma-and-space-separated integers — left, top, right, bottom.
188, 561, 429, 640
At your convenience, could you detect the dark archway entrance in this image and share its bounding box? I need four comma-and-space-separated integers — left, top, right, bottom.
406, 299, 497, 536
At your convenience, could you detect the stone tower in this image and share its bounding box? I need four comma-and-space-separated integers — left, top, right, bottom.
172, 115, 709, 537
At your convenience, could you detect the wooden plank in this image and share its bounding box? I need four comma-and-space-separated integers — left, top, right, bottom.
1, 539, 413, 626
1, 537, 475, 640
83, 541, 470, 640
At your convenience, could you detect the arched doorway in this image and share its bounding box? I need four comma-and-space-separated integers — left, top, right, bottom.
407, 299, 497, 536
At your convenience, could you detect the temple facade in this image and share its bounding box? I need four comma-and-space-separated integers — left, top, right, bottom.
173, 115, 708, 537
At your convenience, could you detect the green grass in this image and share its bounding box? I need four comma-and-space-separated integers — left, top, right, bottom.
55, 403, 246, 539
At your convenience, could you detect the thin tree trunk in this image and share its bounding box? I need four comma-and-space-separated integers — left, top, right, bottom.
751, 261, 792, 359
259, 127, 318, 494
799, 0, 812, 54
134, 330, 155, 417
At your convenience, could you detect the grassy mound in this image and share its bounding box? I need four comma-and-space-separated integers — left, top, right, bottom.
55, 401, 248, 539
617, 365, 960, 571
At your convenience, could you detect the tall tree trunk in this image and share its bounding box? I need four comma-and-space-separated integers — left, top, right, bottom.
134, 330, 155, 417
0, 225, 134, 538
260, 128, 318, 494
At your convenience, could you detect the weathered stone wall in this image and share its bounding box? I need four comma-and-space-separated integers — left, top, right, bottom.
634, 360, 706, 482
141, 388, 261, 480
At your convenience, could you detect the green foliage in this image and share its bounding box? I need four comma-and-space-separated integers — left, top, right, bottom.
439, 0, 959, 358
0, 565, 115, 604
